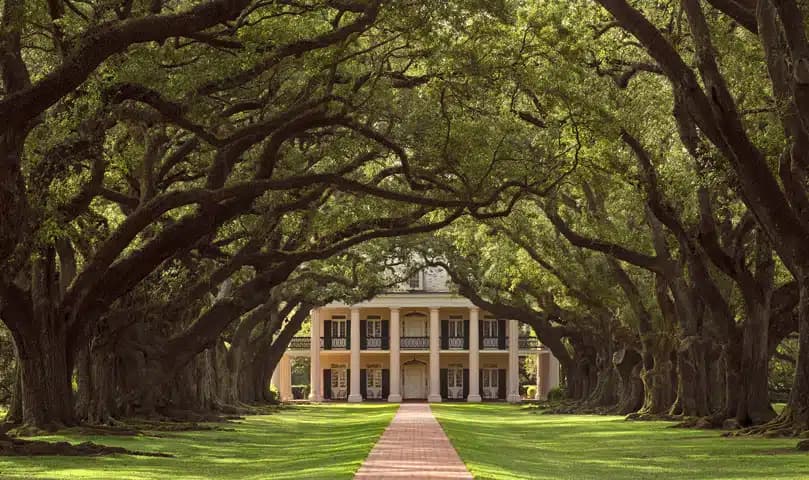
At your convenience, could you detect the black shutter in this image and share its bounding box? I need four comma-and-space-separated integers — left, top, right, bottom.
463, 369, 470, 399
324, 320, 332, 350
497, 320, 506, 350
440, 368, 448, 400
381, 320, 390, 349
463, 320, 470, 349
360, 320, 367, 349
441, 320, 449, 349
360, 369, 367, 400
346, 320, 351, 349
323, 369, 332, 399
498, 369, 507, 399
382, 369, 390, 399
479, 320, 484, 349
479, 370, 484, 399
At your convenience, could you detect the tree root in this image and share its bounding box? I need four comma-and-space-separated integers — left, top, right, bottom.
0, 433, 173, 457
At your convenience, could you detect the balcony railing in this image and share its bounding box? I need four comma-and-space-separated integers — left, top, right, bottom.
400, 336, 429, 349
448, 337, 464, 349
367, 337, 382, 349
519, 337, 540, 349
482, 337, 499, 349
289, 337, 310, 349
332, 337, 347, 349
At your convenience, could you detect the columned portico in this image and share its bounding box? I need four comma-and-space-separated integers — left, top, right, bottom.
428, 307, 442, 402
467, 307, 482, 402
388, 308, 402, 402
294, 278, 560, 403
308, 308, 322, 401
507, 319, 521, 403
348, 307, 362, 402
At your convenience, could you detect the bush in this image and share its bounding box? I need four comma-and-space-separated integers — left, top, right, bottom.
526, 386, 537, 399
547, 387, 564, 401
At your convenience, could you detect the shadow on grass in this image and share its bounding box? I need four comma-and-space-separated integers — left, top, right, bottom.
0, 404, 398, 480
431, 404, 809, 480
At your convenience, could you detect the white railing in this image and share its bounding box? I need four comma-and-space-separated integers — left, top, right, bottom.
401, 337, 429, 349
332, 337, 347, 349
448, 337, 464, 349
367, 337, 382, 349
482, 337, 499, 349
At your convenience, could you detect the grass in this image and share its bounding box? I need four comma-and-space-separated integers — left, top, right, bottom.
432, 404, 809, 480
0, 404, 397, 480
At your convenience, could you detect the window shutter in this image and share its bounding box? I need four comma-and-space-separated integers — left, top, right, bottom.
346, 320, 351, 349
323, 320, 332, 350
381, 320, 390, 349
323, 369, 332, 399
497, 320, 506, 350
463, 320, 470, 349
440, 368, 448, 400
382, 369, 390, 399
440, 320, 449, 349
360, 320, 367, 349
479, 370, 484, 397
498, 369, 507, 399
360, 369, 367, 399
479, 320, 484, 349
462, 369, 470, 399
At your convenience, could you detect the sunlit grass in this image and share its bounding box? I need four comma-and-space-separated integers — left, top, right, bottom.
0, 404, 397, 479
432, 404, 809, 480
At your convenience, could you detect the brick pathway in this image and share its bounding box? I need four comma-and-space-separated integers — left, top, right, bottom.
354, 403, 473, 480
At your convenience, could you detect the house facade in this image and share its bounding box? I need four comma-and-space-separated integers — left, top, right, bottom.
273, 268, 561, 403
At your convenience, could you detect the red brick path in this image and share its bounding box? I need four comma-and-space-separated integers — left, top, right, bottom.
354, 403, 473, 479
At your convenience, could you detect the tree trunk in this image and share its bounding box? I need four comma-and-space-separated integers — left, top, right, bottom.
16, 326, 75, 429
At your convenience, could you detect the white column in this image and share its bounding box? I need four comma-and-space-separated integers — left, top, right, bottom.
280, 354, 293, 401
388, 308, 402, 402
428, 307, 442, 402
348, 307, 362, 402
548, 351, 561, 391
535, 352, 542, 400
507, 319, 521, 403
468, 307, 482, 402
308, 308, 322, 401
271, 363, 280, 394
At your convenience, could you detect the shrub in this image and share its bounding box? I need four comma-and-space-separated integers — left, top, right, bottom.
547, 387, 565, 401
526, 385, 538, 399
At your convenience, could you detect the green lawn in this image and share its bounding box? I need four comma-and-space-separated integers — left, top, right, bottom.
432, 404, 809, 480
0, 404, 397, 480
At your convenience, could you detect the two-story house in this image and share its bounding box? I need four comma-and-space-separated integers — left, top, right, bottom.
273, 267, 560, 402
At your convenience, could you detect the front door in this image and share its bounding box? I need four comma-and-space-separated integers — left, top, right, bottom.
482, 368, 499, 399
403, 364, 426, 399
331, 367, 347, 400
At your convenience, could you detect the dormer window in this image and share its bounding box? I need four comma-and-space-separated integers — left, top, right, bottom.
408, 271, 422, 290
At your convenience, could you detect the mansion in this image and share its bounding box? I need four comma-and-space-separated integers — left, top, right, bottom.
272, 268, 560, 403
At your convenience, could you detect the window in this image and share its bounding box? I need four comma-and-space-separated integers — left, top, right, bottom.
331, 365, 347, 389
448, 317, 464, 337
447, 366, 463, 388
482, 319, 498, 337
367, 316, 382, 337
332, 318, 347, 338
482, 368, 499, 388
408, 271, 422, 289
367, 368, 382, 388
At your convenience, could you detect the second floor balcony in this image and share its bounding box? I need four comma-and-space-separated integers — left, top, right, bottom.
287, 335, 541, 351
